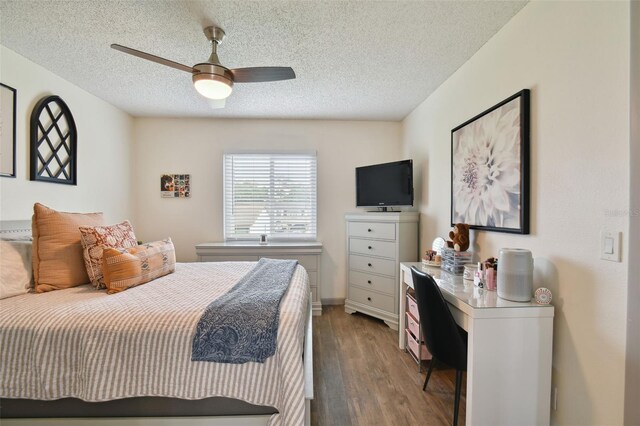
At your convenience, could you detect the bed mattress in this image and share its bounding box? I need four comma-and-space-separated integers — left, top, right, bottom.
0, 262, 309, 425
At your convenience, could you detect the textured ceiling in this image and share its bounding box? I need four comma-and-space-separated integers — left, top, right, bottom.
0, 0, 526, 120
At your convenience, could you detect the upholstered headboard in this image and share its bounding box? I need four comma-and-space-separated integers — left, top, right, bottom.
0, 220, 32, 239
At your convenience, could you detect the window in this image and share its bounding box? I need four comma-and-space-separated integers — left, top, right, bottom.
224, 152, 317, 241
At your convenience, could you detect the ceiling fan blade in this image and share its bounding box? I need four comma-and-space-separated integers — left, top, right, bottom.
230, 67, 295, 83
111, 44, 194, 74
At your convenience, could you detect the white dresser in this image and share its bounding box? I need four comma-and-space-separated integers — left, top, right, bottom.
344, 212, 418, 329
195, 242, 323, 316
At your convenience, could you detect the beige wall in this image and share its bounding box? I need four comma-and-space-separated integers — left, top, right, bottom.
132, 118, 401, 301
625, 1, 640, 424
0, 46, 133, 222
402, 2, 630, 425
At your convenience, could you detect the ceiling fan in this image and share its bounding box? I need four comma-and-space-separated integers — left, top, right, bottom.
111, 26, 295, 103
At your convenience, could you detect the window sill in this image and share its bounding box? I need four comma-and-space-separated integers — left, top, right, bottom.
197, 241, 322, 249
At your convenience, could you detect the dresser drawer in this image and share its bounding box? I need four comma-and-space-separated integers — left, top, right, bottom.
349, 286, 396, 313
349, 254, 396, 277
348, 221, 396, 240
349, 270, 396, 295
261, 254, 317, 271
350, 238, 396, 259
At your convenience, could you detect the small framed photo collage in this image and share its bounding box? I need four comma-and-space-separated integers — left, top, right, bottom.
161, 174, 191, 198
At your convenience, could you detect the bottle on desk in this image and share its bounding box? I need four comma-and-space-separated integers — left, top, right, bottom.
473, 262, 484, 287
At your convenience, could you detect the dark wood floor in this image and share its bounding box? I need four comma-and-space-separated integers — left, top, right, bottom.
311, 305, 466, 426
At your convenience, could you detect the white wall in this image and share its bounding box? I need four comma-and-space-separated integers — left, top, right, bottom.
0, 46, 133, 222
132, 118, 401, 301
625, 1, 640, 424
402, 2, 630, 425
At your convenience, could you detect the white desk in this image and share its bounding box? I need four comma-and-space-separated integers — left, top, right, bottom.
399, 262, 554, 426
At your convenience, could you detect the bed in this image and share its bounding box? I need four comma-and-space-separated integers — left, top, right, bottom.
0, 220, 313, 426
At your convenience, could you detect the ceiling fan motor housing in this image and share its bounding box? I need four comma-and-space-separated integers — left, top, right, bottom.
192, 63, 234, 99
193, 64, 234, 83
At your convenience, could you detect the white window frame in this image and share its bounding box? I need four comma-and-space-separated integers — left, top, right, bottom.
223, 150, 317, 242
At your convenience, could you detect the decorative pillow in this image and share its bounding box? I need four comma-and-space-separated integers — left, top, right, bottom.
32, 203, 105, 293
0, 241, 33, 299
79, 221, 137, 289
102, 238, 176, 294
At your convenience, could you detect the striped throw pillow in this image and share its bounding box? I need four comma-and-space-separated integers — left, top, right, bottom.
32, 203, 105, 293
102, 238, 175, 294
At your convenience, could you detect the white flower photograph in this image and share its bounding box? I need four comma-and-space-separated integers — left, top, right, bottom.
451, 90, 529, 234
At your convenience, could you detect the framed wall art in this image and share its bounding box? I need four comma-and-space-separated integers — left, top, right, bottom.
451, 89, 530, 234
30, 95, 77, 185
0, 83, 17, 178
161, 174, 190, 198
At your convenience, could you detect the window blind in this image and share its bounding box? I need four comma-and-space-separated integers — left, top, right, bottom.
224, 152, 317, 241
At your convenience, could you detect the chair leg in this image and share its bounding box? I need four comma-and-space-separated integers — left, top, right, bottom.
453, 369, 463, 426
423, 358, 436, 391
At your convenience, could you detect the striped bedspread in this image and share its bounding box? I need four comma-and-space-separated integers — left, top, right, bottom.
0, 262, 309, 426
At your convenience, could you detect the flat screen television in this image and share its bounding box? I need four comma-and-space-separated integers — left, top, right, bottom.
356, 160, 414, 209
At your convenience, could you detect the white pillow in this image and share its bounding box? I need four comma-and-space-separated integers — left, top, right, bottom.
0, 240, 33, 299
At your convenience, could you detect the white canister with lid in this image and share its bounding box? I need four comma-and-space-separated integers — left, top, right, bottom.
497, 248, 533, 302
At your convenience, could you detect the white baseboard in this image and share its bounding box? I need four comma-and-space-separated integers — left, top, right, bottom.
321, 298, 345, 306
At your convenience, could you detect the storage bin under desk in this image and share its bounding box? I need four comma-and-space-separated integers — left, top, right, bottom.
405, 328, 430, 361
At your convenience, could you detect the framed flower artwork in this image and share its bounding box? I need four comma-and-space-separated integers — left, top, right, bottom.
451, 89, 530, 234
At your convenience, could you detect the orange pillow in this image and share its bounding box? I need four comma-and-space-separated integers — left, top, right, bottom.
102, 238, 176, 294
79, 221, 138, 289
32, 203, 105, 292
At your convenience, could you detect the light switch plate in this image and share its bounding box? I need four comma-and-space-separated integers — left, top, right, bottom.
604, 237, 614, 254
600, 230, 621, 262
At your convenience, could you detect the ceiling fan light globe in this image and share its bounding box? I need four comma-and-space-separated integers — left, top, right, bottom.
193, 74, 233, 100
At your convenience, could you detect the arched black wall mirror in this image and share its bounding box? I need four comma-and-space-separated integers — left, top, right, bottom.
30, 95, 77, 185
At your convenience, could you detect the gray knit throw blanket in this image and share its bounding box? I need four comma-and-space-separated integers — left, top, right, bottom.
191, 258, 298, 364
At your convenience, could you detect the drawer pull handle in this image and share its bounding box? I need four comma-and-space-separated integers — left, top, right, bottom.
367, 280, 372, 284
368, 246, 372, 250
367, 297, 372, 301
368, 263, 372, 267
367, 228, 372, 232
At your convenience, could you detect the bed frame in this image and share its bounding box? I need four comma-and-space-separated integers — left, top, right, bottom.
0, 220, 314, 426
0, 220, 32, 238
